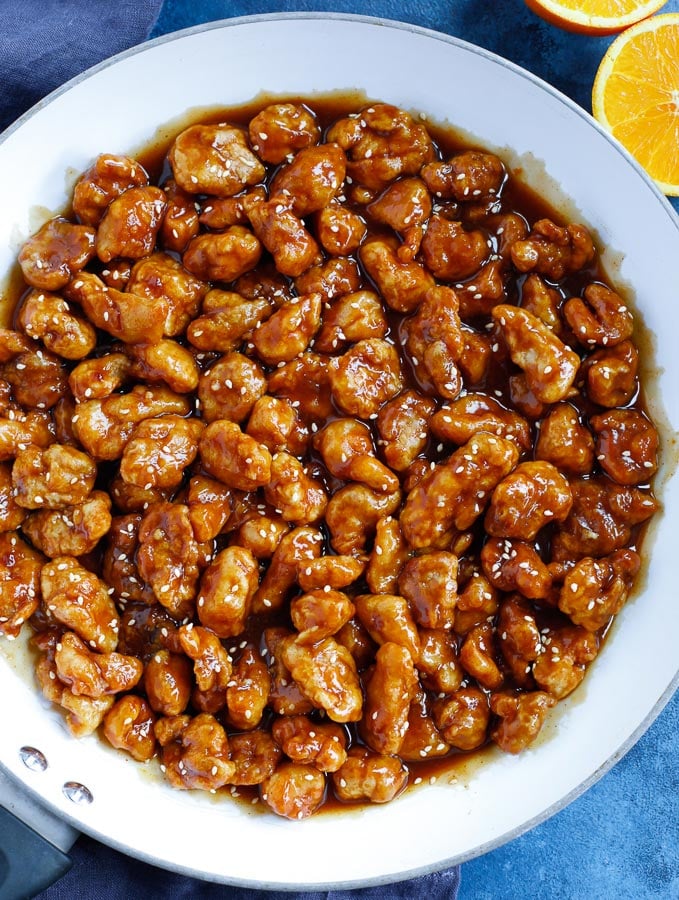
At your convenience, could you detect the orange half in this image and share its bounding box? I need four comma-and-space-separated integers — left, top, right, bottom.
592, 13, 679, 195
524, 0, 668, 35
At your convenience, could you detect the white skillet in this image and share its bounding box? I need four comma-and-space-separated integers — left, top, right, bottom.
0, 13, 677, 890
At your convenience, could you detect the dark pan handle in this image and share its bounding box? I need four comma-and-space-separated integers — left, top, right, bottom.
0, 805, 72, 899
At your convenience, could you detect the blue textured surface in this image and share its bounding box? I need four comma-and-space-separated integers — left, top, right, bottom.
151, 3, 679, 899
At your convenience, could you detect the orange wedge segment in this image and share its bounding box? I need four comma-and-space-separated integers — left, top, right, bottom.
524, 0, 668, 35
592, 13, 679, 195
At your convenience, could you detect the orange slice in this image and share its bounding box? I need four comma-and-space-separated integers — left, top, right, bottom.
524, 0, 668, 35
592, 13, 679, 195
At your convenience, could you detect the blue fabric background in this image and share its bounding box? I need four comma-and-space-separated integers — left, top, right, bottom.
0, 1, 677, 897
0, 0, 163, 133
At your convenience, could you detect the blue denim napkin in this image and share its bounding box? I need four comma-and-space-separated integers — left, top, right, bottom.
0, 0, 164, 132
38, 835, 461, 898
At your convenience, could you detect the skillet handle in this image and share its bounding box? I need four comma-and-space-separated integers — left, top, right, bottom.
0, 805, 72, 899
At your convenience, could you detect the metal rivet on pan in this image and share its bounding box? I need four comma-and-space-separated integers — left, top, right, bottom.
19, 746, 48, 772
62, 781, 93, 805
